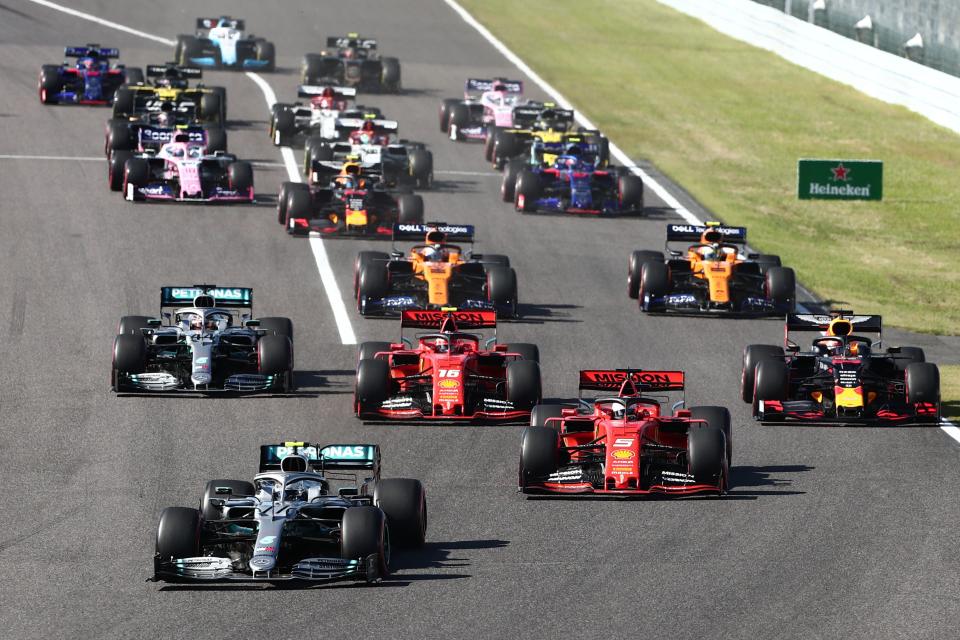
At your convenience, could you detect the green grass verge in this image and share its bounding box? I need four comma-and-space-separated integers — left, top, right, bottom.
941, 365, 960, 421
459, 0, 960, 334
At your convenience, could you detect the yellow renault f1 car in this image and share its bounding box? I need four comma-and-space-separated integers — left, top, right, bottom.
628, 222, 796, 315
352, 223, 519, 317
488, 104, 608, 169
111, 63, 226, 124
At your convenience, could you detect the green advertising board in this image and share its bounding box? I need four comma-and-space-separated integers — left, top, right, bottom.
797, 159, 883, 200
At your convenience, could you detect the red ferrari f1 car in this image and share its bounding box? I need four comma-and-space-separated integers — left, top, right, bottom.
519, 369, 730, 497
354, 309, 540, 422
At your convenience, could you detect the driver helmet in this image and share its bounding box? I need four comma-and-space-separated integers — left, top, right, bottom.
334, 175, 356, 191
846, 341, 867, 357
205, 316, 219, 331
81, 57, 96, 70
818, 337, 843, 356
316, 87, 336, 109
432, 337, 449, 353
188, 313, 203, 331
343, 47, 356, 59
492, 81, 508, 93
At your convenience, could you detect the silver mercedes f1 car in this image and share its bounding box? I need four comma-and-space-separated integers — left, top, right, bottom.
152, 442, 427, 584
111, 285, 293, 393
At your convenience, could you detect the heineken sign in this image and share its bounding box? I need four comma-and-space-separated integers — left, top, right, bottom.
797, 159, 882, 200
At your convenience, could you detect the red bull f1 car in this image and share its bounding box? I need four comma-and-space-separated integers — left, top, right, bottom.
743, 311, 941, 424
354, 310, 541, 422
519, 370, 730, 497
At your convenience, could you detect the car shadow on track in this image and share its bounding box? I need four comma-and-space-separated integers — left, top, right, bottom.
429, 179, 488, 193
513, 302, 582, 325
295, 369, 355, 394
726, 464, 813, 497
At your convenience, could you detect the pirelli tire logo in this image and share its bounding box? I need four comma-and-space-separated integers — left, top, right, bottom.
797, 159, 883, 201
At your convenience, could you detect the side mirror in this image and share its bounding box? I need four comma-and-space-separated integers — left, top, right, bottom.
484, 337, 497, 349
245, 320, 261, 328
147, 318, 162, 327
338, 487, 359, 497
886, 346, 900, 354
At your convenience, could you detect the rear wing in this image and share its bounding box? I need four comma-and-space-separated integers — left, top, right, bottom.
327, 35, 377, 49
511, 105, 545, 127
65, 45, 118, 58
146, 64, 202, 79
579, 369, 686, 393
786, 312, 882, 345
197, 17, 244, 30
465, 78, 523, 95
160, 285, 253, 309
137, 125, 207, 146
297, 84, 357, 99
336, 117, 398, 132
401, 309, 497, 330
392, 223, 475, 243
258, 442, 380, 473
665, 223, 747, 243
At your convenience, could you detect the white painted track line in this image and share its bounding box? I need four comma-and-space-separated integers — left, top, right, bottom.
24, 0, 357, 346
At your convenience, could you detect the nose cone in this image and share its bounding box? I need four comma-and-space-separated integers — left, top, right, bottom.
249, 555, 276, 573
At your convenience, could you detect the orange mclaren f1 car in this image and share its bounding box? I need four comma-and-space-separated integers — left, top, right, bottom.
519, 369, 731, 497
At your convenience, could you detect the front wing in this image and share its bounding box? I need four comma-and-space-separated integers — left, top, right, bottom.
153, 554, 382, 583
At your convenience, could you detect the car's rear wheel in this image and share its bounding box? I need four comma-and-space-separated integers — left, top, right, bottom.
380, 57, 401, 92
258, 317, 294, 340
486, 266, 518, 315
505, 343, 539, 363
397, 194, 424, 224
200, 479, 255, 522
530, 403, 567, 428
357, 341, 393, 363
409, 149, 433, 189
255, 40, 276, 72
285, 188, 314, 233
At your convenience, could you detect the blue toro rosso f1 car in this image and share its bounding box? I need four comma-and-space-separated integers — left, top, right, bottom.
175, 17, 276, 71
39, 44, 138, 105
506, 140, 644, 216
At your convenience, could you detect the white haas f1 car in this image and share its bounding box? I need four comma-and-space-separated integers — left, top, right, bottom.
112, 285, 293, 393
153, 442, 426, 584
120, 132, 253, 202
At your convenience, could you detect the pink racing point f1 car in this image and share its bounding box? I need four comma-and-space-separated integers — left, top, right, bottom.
120, 133, 253, 203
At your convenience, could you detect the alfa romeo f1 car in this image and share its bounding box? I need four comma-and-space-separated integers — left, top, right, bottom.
301, 34, 400, 93
354, 223, 520, 317
153, 442, 426, 584
118, 133, 253, 202
506, 141, 643, 215
112, 286, 293, 393
629, 223, 796, 315
269, 85, 360, 147
439, 78, 525, 141
743, 311, 941, 424
354, 309, 541, 422
39, 44, 137, 105
519, 369, 730, 497
175, 17, 275, 71
277, 160, 423, 236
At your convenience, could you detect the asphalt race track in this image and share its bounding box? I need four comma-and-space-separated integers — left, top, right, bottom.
1, 2, 959, 639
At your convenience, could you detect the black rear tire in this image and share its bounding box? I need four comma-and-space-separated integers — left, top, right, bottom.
255, 40, 276, 72
356, 358, 391, 415
506, 343, 539, 363
358, 341, 393, 362
200, 479, 255, 521
530, 403, 567, 428
891, 346, 925, 372
628, 250, 663, 299
39, 65, 62, 104
374, 478, 426, 547
117, 315, 151, 335
741, 344, 785, 403
258, 317, 294, 340
112, 87, 134, 116
506, 360, 541, 410
397, 194, 424, 224
358, 262, 390, 308
205, 127, 227, 153
285, 188, 314, 232
409, 149, 433, 189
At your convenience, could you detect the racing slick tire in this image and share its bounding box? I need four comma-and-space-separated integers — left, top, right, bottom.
638, 261, 670, 310
200, 92, 222, 124
227, 161, 253, 192
124, 66, 144, 86
255, 40, 276, 72
520, 426, 560, 484
439, 98, 460, 133
108, 150, 132, 191
628, 250, 664, 299
117, 315, 152, 335
258, 317, 294, 340
506, 343, 539, 363
278, 181, 309, 224
485, 127, 503, 163
618, 174, 644, 213
689, 406, 733, 465
355, 252, 390, 295
300, 53, 325, 84
891, 346, 926, 372
358, 341, 393, 363
397, 194, 425, 224
448, 103, 470, 140
341, 506, 389, 577
112, 87, 134, 117
303, 136, 330, 174
514, 170, 540, 212
753, 359, 789, 417
200, 479, 255, 522
506, 360, 542, 410
257, 334, 293, 376
530, 404, 567, 428
481, 254, 511, 268
39, 65, 62, 104
358, 262, 390, 312
155, 507, 200, 569
765, 266, 796, 312
493, 131, 521, 167
688, 427, 725, 485
754, 254, 782, 275
106, 119, 133, 154
374, 478, 427, 548
184, 38, 217, 68
356, 358, 391, 414
209, 86, 228, 121
205, 127, 227, 153
284, 188, 314, 233
112, 333, 147, 388
500, 157, 524, 203
380, 57, 401, 93
409, 149, 433, 189
175, 35, 197, 65
741, 344, 785, 403
123, 157, 150, 190
273, 108, 295, 146
906, 362, 940, 406
486, 266, 518, 316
